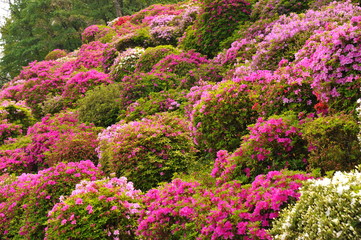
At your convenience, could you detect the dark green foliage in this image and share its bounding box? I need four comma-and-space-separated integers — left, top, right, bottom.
77, 83, 123, 127
120, 89, 188, 121
135, 45, 179, 72
181, 0, 251, 57
302, 113, 361, 173
251, 0, 311, 20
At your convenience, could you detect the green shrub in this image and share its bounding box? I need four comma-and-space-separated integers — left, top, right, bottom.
44, 49, 67, 61
114, 28, 153, 52
181, 0, 251, 57
119, 72, 181, 107
0, 100, 36, 130
190, 80, 257, 154
301, 113, 361, 173
211, 113, 308, 184
135, 45, 179, 73
97, 112, 197, 191
45, 177, 142, 240
120, 89, 188, 121
270, 167, 361, 239
251, 0, 310, 20
77, 83, 123, 127
110, 47, 145, 81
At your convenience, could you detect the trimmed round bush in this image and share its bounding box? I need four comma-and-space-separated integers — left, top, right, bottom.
81, 25, 116, 44
181, 0, 251, 57
0, 111, 100, 174
77, 83, 123, 127
0, 161, 104, 239
135, 45, 179, 73
151, 50, 209, 80
45, 177, 142, 240
301, 113, 361, 173
0, 120, 22, 145
271, 168, 361, 239
211, 113, 308, 184
44, 49, 67, 61
110, 47, 145, 81
61, 69, 113, 103
119, 72, 181, 107
251, 0, 310, 20
291, 15, 361, 112
137, 170, 311, 239
120, 89, 188, 121
97, 112, 197, 191
190, 79, 257, 153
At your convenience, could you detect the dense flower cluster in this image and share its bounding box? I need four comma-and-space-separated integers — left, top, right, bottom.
138, 170, 311, 239
271, 167, 361, 239
97, 113, 197, 190
46, 177, 142, 240
110, 47, 145, 80
0, 111, 100, 174
212, 114, 308, 184
0, 160, 104, 239
189, 79, 256, 153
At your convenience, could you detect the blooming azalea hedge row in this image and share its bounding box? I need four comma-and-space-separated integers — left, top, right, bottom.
1, 0, 361, 238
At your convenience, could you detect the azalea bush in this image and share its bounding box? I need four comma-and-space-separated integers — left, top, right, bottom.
0, 100, 35, 130
211, 113, 308, 184
110, 47, 145, 81
181, 0, 251, 57
0, 111, 100, 174
0, 120, 23, 145
135, 45, 179, 73
250, 1, 361, 71
137, 170, 311, 239
251, 0, 310, 20
189, 80, 256, 153
301, 113, 361, 173
77, 83, 123, 127
120, 89, 187, 121
97, 112, 197, 190
150, 50, 209, 81
291, 14, 361, 112
119, 72, 181, 107
0, 160, 104, 239
61, 69, 113, 103
270, 168, 361, 239
45, 177, 142, 240
81, 25, 116, 44
44, 49, 67, 61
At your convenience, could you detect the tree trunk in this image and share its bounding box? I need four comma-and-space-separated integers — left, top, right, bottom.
113, 0, 122, 17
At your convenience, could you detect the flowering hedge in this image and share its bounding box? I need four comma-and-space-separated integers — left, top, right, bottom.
0, 161, 104, 239
45, 177, 142, 240
138, 170, 311, 239
97, 113, 197, 190
271, 167, 361, 239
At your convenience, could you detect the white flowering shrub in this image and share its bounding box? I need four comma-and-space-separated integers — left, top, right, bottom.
110, 47, 145, 81
270, 167, 361, 239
